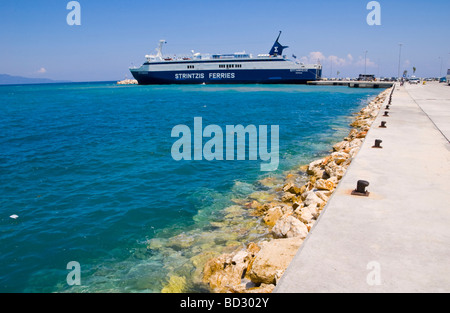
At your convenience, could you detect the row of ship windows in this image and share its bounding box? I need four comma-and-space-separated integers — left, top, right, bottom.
186, 64, 243, 69
219, 64, 243, 69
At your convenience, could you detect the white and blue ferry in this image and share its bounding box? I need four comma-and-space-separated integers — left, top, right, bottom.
130, 32, 322, 85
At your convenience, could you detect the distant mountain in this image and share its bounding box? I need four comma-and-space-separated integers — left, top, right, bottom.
0, 74, 71, 85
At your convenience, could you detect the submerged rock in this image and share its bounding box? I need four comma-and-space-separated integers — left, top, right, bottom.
248, 191, 276, 203
258, 176, 283, 188
161, 275, 187, 293
167, 233, 196, 250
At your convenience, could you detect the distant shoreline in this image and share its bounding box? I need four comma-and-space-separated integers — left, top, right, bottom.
0, 79, 116, 87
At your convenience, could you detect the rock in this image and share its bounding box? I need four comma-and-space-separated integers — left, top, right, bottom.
341, 158, 352, 168
147, 238, 166, 250
348, 146, 360, 158
272, 215, 309, 239
203, 246, 257, 293
350, 118, 370, 128
225, 282, 275, 294
295, 206, 315, 224
324, 162, 346, 179
251, 201, 283, 216
246, 200, 266, 216
348, 138, 364, 149
167, 233, 196, 250
305, 203, 320, 219
161, 275, 187, 293
248, 191, 276, 203
203, 254, 239, 292
315, 190, 332, 202
298, 164, 309, 172
203, 254, 227, 282
232, 250, 249, 267
330, 152, 350, 165
328, 176, 339, 185
284, 173, 295, 180
282, 182, 302, 195
307, 158, 326, 178
315, 179, 336, 191
247, 237, 303, 285
281, 191, 298, 203
303, 190, 325, 208
258, 176, 281, 188
321, 156, 332, 166
333, 141, 349, 152
356, 131, 368, 138
191, 251, 220, 271
224, 205, 245, 218
246, 200, 261, 209
246, 283, 276, 293
117, 79, 138, 85
263, 206, 284, 227
345, 129, 358, 141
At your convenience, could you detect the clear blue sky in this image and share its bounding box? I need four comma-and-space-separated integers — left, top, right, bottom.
1, 0, 449, 81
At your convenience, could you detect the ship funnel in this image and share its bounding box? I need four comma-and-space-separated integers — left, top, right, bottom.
269, 31, 289, 56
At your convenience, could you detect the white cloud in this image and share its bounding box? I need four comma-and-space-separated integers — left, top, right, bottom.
300, 52, 375, 68
300, 51, 326, 64
37, 67, 47, 74
299, 51, 381, 77
328, 55, 349, 67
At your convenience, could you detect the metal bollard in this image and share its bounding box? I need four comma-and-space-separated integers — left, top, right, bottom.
372, 139, 383, 148
379, 121, 387, 128
351, 180, 370, 197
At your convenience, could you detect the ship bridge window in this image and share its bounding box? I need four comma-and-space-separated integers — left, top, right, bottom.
187, 65, 195, 69
219, 64, 242, 69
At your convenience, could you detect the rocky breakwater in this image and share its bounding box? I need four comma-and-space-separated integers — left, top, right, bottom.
117, 79, 138, 85
201, 87, 392, 293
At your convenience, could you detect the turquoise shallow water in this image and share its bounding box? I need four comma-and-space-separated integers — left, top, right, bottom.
0, 82, 381, 292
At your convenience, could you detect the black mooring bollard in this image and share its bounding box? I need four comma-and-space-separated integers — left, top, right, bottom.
372, 139, 383, 148
379, 121, 387, 128
351, 180, 370, 197
383, 111, 389, 117
385, 105, 390, 110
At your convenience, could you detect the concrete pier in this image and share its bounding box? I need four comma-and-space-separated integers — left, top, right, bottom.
307, 81, 394, 88
275, 82, 450, 293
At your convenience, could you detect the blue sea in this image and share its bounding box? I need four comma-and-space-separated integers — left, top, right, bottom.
0, 82, 381, 292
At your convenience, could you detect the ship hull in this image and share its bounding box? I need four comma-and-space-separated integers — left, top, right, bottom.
130, 68, 322, 85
